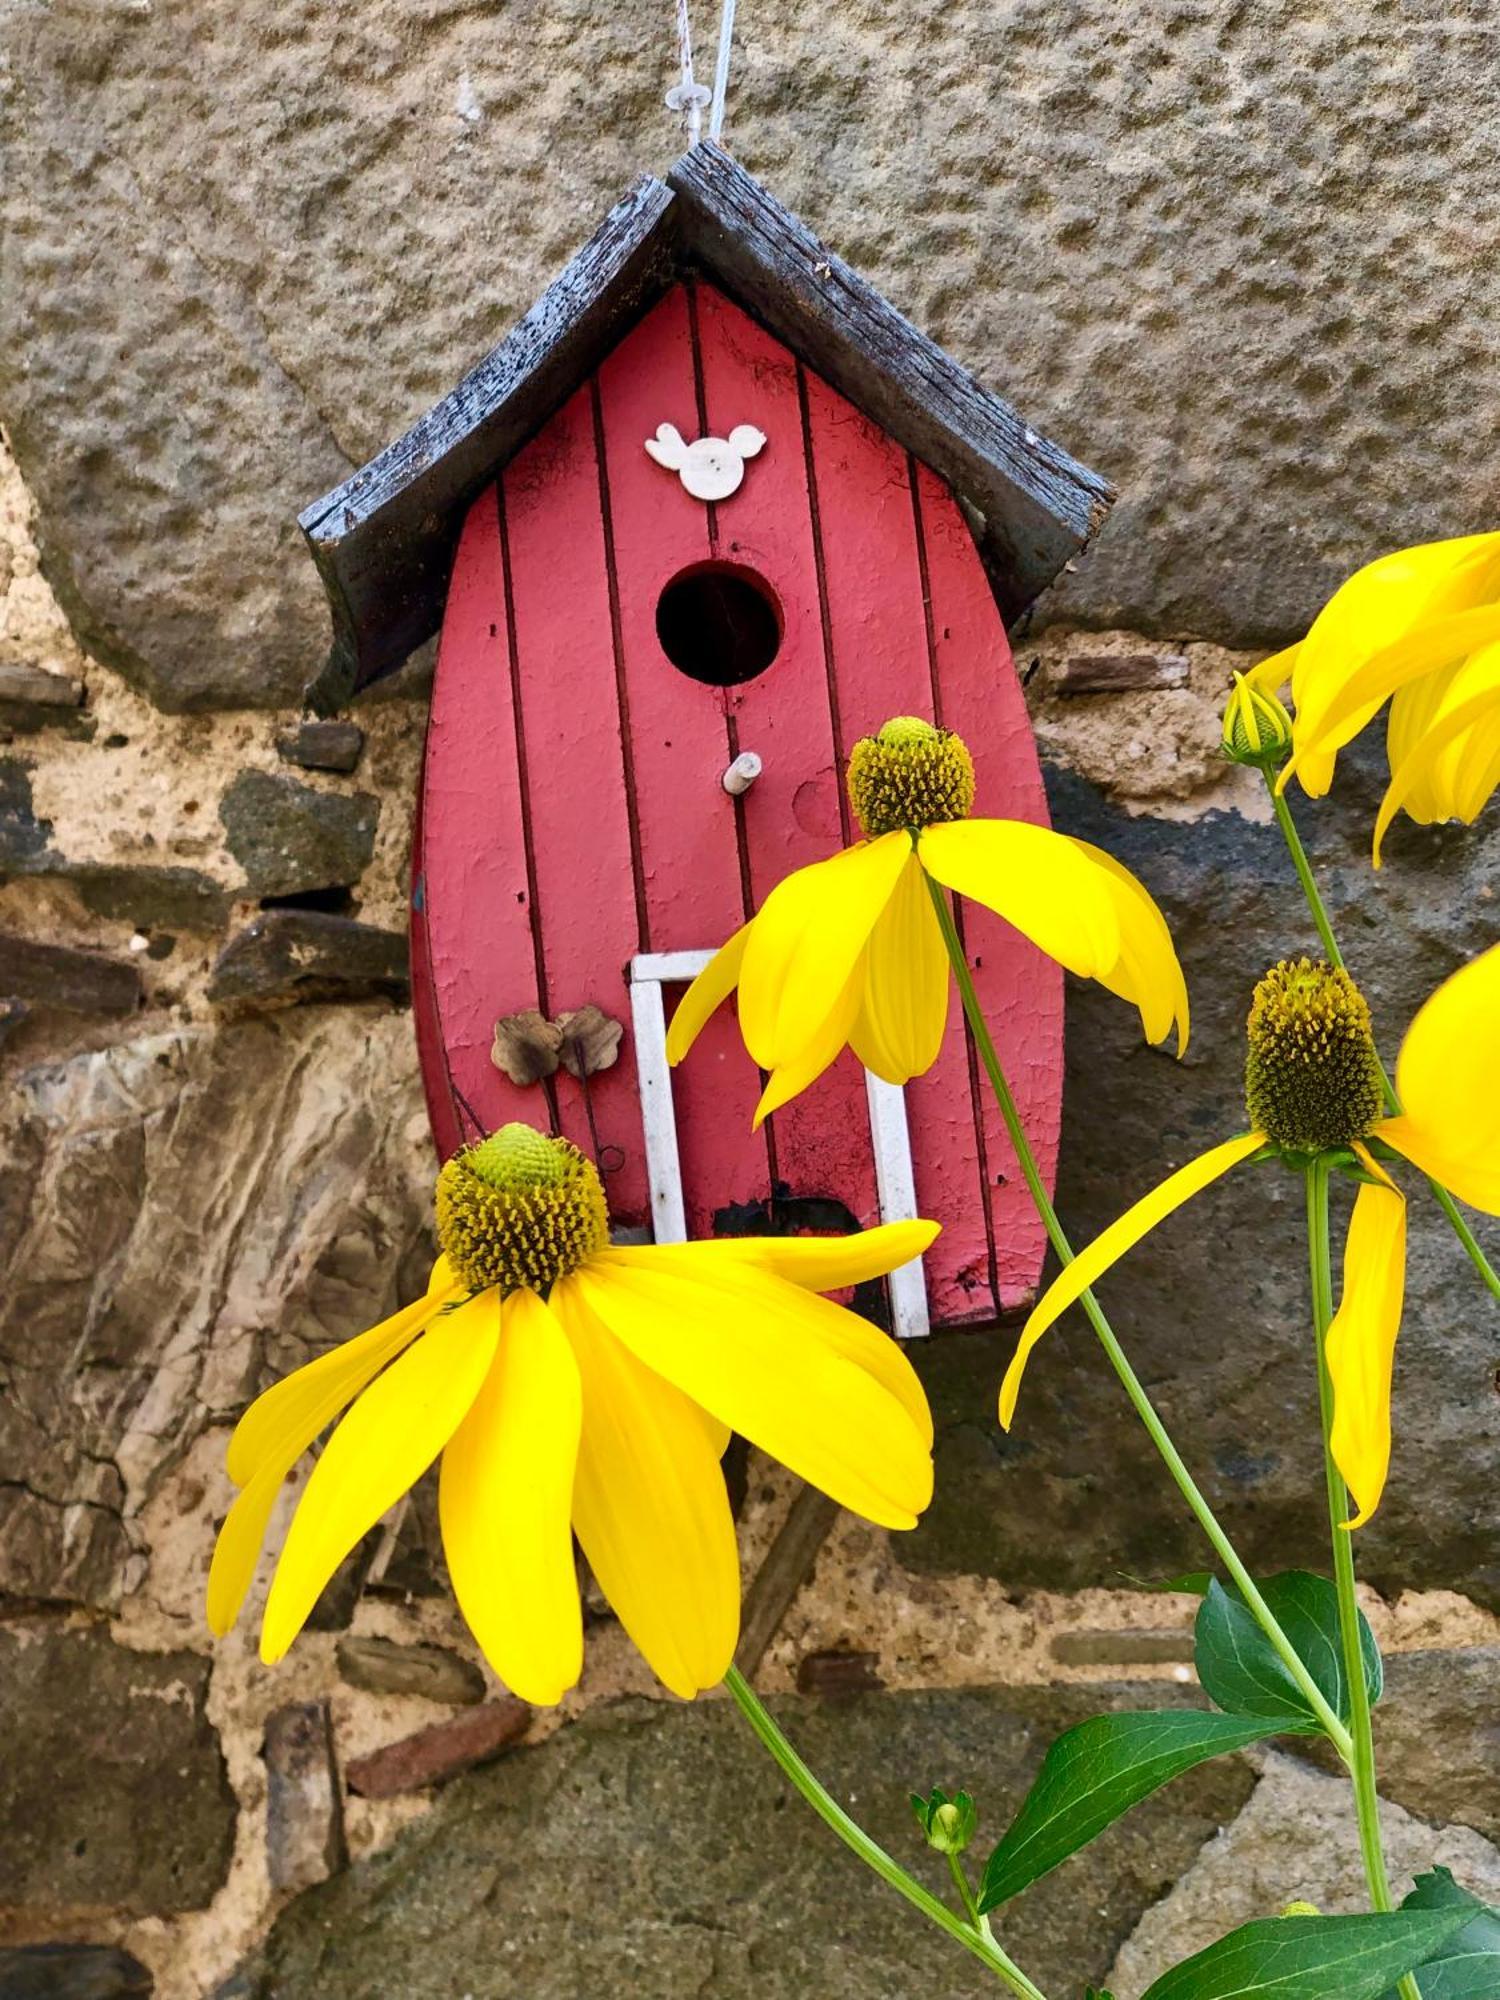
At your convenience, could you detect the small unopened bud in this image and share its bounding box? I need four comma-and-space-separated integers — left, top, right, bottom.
1222, 670, 1294, 766
1281, 1900, 1322, 1919
909, 1785, 977, 1854
1245, 958, 1384, 1154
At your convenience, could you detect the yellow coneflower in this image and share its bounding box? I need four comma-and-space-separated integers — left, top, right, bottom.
1255, 532, 1500, 861
208, 1123, 937, 1704
667, 716, 1189, 1124
1001, 946, 1500, 1527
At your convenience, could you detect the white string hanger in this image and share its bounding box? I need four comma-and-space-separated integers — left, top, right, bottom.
665, 0, 737, 146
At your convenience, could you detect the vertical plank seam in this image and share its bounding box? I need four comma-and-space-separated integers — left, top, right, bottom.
689, 278, 778, 1194
797, 362, 854, 849
496, 477, 551, 1020
589, 375, 652, 955
909, 454, 1002, 1318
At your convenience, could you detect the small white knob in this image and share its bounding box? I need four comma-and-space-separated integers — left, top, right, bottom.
722, 751, 762, 797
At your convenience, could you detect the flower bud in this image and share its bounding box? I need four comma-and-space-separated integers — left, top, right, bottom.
1222, 671, 1294, 766
908, 1785, 977, 1854
1245, 958, 1384, 1155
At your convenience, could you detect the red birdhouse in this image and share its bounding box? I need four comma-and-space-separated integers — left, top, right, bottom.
300, 144, 1114, 1336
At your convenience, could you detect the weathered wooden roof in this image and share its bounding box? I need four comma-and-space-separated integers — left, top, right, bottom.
299, 143, 1115, 708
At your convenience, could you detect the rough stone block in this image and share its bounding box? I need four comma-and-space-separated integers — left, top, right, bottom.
0, 662, 89, 737
7, 5, 1499, 706
1048, 651, 1191, 695
1108, 1751, 1500, 1994
263, 1699, 346, 1894
0, 1945, 153, 1999
335, 1635, 486, 1706
219, 771, 377, 897
0, 932, 141, 1014
207, 909, 408, 1011
1051, 1627, 1195, 1667
69, 863, 230, 933
345, 1699, 531, 1799
794, 1648, 884, 1696
234, 1683, 1254, 1997
0, 1010, 430, 1609
276, 720, 365, 775
0, 1622, 235, 1914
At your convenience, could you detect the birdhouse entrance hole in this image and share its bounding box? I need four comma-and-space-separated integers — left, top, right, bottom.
655, 562, 782, 687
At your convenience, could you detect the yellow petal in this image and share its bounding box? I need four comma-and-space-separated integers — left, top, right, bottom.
439, 1288, 583, 1705
1064, 836, 1190, 1051
1372, 677, 1500, 864
596, 1238, 935, 1447
210, 1353, 413, 1639
226, 1259, 457, 1486
1375, 942, 1500, 1216
551, 1275, 740, 1699
1246, 645, 1298, 699
622, 1218, 940, 1293
917, 819, 1120, 982
752, 961, 864, 1128
1284, 598, 1500, 795
1326, 1174, 1408, 1529
665, 924, 750, 1065
574, 1255, 933, 1529
1001, 1132, 1267, 1428
260, 1289, 501, 1663
848, 853, 950, 1082
736, 833, 911, 1070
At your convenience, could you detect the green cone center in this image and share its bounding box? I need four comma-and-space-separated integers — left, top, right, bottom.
435, 1123, 609, 1293
1244, 959, 1384, 1154
846, 717, 976, 838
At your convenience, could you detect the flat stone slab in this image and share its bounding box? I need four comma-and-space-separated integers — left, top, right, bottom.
276, 719, 365, 774
0, 931, 141, 1015
0, 1622, 235, 1916
0, 1945, 154, 1999
233, 1683, 1254, 1998
208, 909, 409, 1010
335, 1634, 487, 1706
345, 1698, 531, 1799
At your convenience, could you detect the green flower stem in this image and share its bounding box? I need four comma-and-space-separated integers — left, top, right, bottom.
946, 1847, 998, 1950
925, 874, 1356, 1765
1304, 1162, 1421, 2000
722, 1666, 1048, 1998
1267, 774, 1500, 1305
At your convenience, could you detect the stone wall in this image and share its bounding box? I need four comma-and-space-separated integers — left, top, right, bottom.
2, 7, 1498, 1995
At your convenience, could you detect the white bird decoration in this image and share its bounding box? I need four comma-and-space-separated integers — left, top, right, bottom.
644, 421, 767, 502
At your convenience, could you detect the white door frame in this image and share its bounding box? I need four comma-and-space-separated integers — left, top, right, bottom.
627, 950, 930, 1338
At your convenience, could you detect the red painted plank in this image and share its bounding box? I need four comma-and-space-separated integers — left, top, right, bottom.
502, 388, 649, 1225
917, 460, 1062, 1310
594, 286, 771, 1238
419, 485, 542, 1146
800, 372, 999, 1318
408, 769, 463, 1162
695, 285, 883, 1233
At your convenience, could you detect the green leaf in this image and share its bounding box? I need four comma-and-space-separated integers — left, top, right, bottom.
1139, 1908, 1474, 2000
1193, 1572, 1381, 1731
977, 1711, 1304, 1912
1384, 1868, 1500, 1998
